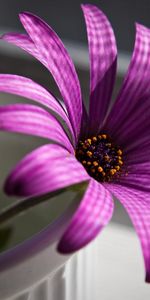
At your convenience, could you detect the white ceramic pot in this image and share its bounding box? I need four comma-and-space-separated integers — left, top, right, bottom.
0, 220, 150, 300
0, 207, 74, 300
0, 130, 81, 300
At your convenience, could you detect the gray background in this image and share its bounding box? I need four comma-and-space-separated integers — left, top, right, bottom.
0, 0, 150, 52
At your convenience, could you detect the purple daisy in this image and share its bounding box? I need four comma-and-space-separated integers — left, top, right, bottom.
1, 4, 150, 282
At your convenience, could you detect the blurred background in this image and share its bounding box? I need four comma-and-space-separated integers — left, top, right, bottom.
0, 1, 150, 298
1, 0, 150, 99
0, 0, 150, 51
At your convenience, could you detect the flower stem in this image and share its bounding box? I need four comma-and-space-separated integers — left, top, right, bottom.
0, 189, 65, 225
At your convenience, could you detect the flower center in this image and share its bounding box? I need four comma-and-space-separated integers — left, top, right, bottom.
76, 133, 123, 182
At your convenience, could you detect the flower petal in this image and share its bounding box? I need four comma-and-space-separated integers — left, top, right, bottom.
126, 139, 150, 165
18, 12, 83, 140
116, 161, 150, 192
81, 4, 117, 134
1, 33, 47, 66
4, 144, 89, 197
0, 74, 75, 142
105, 23, 150, 147
106, 184, 150, 283
111, 94, 150, 154
0, 103, 73, 152
57, 179, 113, 253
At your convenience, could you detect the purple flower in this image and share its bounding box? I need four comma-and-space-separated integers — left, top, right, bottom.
1, 4, 150, 282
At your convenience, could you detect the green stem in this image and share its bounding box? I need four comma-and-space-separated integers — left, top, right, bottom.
0, 189, 65, 225
0, 182, 88, 226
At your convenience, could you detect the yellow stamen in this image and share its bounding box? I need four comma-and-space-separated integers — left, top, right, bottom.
92, 136, 97, 142
117, 149, 122, 156
87, 138, 92, 145
106, 143, 111, 147
87, 161, 92, 166
82, 160, 87, 165
98, 166, 103, 173
102, 134, 107, 139
115, 165, 120, 171
93, 161, 98, 167
118, 160, 123, 166
87, 151, 92, 157
118, 156, 122, 160
110, 169, 117, 175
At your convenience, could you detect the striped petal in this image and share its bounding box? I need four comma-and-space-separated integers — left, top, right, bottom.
116, 161, 150, 192
4, 144, 89, 197
105, 23, 150, 148
58, 179, 113, 253
1, 33, 47, 66
126, 138, 150, 165
0, 104, 73, 153
81, 4, 117, 135
0, 74, 75, 142
18, 12, 83, 140
111, 94, 150, 154
106, 184, 150, 283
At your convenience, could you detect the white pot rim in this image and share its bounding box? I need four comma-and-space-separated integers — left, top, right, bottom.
0, 204, 75, 299
0, 212, 67, 272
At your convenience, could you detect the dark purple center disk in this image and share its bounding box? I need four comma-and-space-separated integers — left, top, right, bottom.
76, 133, 123, 182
